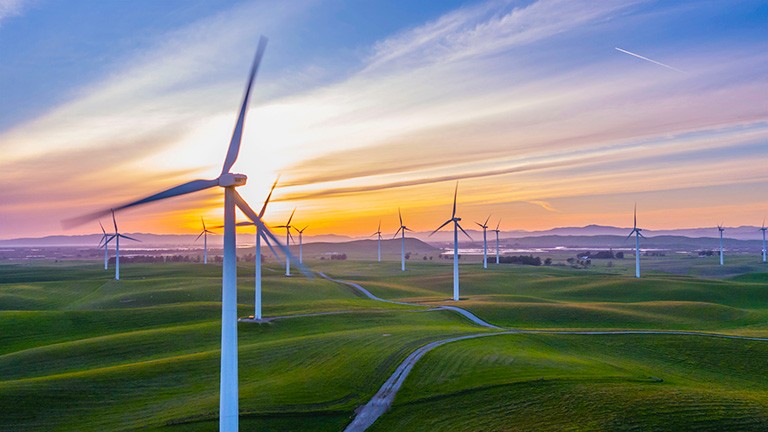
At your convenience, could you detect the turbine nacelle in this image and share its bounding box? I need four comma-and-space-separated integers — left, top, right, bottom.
218, 173, 247, 187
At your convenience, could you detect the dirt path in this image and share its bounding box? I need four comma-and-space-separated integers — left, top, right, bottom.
317, 272, 501, 329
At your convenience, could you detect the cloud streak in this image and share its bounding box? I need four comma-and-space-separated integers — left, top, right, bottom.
615, 47, 685, 73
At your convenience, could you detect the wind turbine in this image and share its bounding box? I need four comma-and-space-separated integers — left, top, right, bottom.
293, 225, 308, 264
98, 221, 115, 270
393, 208, 412, 271
276, 209, 296, 276
372, 220, 382, 262
63, 37, 307, 431
492, 220, 501, 264
760, 219, 767, 264
430, 182, 472, 301
475, 215, 491, 269
625, 204, 643, 278
110, 210, 140, 281
231, 177, 278, 321
718, 223, 725, 266
196, 217, 216, 264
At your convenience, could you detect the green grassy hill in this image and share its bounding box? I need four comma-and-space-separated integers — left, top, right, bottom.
1, 257, 766, 431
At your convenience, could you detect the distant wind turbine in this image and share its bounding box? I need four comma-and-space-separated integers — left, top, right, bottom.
760, 219, 767, 264
430, 182, 472, 301
233, 177, 278, 321
393, 208, 412, 271
293, 225, 308, 264
196, 217, 216, 264
98, 221, 115, 270
372, 220, 382, 262
475, 215, 491, 269
63, 37, 308, 431
625, 204, 644, 278
492, 220, 501, 264
110, 210, 140, 281
276, 209, 296, 276
718, 224, 725, 266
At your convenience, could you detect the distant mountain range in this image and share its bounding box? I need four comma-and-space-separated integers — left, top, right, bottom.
0, 225, 764, 250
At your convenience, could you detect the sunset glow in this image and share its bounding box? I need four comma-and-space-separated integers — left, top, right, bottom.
1, 0, 766, 239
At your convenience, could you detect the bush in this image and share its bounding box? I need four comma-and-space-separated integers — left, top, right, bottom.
498, 255, 542, 266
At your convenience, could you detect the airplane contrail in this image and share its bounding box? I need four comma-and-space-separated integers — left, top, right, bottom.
615, 47, 684, 73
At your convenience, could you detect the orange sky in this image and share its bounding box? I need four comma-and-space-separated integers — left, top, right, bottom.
1, 0, 766, 239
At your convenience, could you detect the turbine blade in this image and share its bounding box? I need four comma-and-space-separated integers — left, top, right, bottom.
103, 235, 116, 246
99, 221, 106, 235
286, 208, 296, 226
259, 176, 279, 218
233, 190, 312, 277
484, 214, 491, 227
633, 203, 637, 229
457, 222, 473, 240
63, 179, 220, 229
260, 231, 281, 260
120, 234, 141, 242
398, 208, 403, 226
112, 210, 118, 233
195, 231, 205, 242
220, 36, 268, 175
201, 216, 206, 231
495, 220, 501, 230
452, 181, 458, 219
430, 219, 452, 236
378, 219, 381, 233
638, 232, 646, 238
625, 232, 633, 242
393, 227, 402, 239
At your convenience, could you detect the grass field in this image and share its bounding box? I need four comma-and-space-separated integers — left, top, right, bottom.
0, 255, 766, 431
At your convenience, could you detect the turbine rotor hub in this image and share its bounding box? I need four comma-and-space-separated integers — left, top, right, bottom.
218, 173, 248, 187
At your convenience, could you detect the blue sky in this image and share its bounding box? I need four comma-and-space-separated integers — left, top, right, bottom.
0, 0, 766, 238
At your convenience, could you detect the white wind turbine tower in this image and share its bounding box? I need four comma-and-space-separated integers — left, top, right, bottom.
372, 220, 382, 262
760, 219, 767, 264
393, 208, 412, 271
718, 223, 725, 266
110, 210, 140, 281
293, 225, 308, 264
492, 220, 501, 264
63, 37, 308, 432
98, 221, 115, 270
475, 215, 491, 269
431, 182, 472, 301
625, 204, 644, 278
276, 209, 296, 276
196, 217, 215, 264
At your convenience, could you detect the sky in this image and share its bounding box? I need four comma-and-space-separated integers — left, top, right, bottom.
0, 0, 767, 239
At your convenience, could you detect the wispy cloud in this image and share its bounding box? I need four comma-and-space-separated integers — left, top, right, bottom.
0, 0, 30, 26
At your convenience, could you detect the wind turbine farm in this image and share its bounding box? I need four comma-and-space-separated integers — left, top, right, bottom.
1, 1, 767, 431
